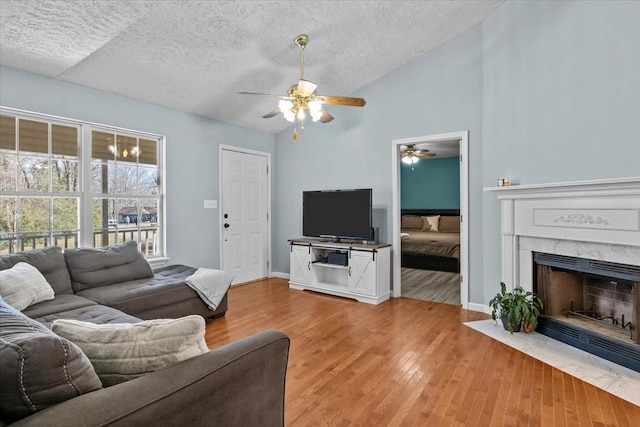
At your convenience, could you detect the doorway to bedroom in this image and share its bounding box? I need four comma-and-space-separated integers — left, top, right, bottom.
391, 131, 469, 308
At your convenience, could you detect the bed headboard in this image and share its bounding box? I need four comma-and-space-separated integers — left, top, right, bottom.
401, 209, 460, 217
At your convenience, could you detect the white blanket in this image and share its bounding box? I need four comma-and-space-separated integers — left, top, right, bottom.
184, 268, 233, 310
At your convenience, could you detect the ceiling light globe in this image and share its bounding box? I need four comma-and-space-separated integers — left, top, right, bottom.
308, 99, 322, 113
278, 100, 293, 113
402, 156, 418, 165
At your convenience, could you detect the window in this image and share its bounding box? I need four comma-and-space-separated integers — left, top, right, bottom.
0, 109, 164, 259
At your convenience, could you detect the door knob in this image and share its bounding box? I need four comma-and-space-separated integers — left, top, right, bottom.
224, 223, 230, 228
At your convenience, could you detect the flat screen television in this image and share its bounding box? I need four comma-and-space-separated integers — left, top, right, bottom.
303, 188, 373, 242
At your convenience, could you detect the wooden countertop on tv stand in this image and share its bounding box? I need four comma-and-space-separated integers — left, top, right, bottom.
288, 238, 390, 250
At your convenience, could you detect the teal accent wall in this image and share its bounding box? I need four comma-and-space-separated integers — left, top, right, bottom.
401, 157, 460, 209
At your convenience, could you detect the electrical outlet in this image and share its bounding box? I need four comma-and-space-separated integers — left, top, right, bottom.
203, 200, 217, 209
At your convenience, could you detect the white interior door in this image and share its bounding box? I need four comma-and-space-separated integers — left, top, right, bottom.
221, 149, 269, 285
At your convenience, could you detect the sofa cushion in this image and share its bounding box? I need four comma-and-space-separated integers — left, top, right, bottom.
64, 241, 154, 292
0, 298, 102, 424
23, 297, 141, 329
52, 316, 209, 387
0, 246, 73, 295
76, 264, 199, 316
21, 294, 98, 320
0, 262, 55, 311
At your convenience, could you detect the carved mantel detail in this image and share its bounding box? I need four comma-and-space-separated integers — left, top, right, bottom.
553, 213, 611, 226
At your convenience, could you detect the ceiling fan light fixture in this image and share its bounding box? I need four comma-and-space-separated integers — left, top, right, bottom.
402, 156, 419, 165
240, 34, 366, 139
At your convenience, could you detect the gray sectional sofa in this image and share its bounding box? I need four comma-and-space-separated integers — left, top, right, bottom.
4, 241, 228, 325
0, 242, 290, 426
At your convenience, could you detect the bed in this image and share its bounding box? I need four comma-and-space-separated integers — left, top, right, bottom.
400, 209, 460, 273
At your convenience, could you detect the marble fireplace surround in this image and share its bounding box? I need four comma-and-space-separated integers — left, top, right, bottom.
486, 177, 640, 292
476, 177, 640, 405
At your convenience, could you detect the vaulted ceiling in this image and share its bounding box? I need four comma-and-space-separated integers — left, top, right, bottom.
0, 1, 503, 134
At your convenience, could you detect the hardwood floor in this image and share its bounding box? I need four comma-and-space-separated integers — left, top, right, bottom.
401, 267, 460, 305
205, 278, 640, 426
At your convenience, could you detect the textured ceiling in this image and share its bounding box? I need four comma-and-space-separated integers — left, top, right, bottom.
0, 1, 503, 134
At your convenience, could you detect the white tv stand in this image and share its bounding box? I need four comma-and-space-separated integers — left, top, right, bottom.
288, 239, 391, 305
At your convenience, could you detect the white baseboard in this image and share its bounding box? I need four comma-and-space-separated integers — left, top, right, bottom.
467, 302, 491, 315
271, 272, 289, 280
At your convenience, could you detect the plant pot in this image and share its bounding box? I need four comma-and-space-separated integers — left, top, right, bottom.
500, 315, 521, 332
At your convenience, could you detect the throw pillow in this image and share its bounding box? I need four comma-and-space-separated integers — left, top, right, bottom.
0, 262, 55, 311
0, 298, 102, 424
52, 315, 209, 386
0, 246, 74, 295
422, 215, 441, 232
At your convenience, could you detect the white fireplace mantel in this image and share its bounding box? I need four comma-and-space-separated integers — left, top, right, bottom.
485, 177, 640, 291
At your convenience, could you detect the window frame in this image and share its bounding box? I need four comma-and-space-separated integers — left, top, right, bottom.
1, 107, 166, 264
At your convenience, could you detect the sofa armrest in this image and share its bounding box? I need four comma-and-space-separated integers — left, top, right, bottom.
12, 330, 290, 427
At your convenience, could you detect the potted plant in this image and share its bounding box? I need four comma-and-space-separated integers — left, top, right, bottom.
489, 282, 543, 333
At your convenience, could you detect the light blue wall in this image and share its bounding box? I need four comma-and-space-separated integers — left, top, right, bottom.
273, 0, 640, 305
480, 0, 640, 303
401, 157, 460, 209
2, 1, 638, 307
273, 24, 485, 289
0, 66, 275, 269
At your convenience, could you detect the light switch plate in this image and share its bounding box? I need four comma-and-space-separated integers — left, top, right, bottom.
204, 200, 217, 209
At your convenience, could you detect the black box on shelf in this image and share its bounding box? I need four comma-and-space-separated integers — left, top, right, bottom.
327, 251, 348, 266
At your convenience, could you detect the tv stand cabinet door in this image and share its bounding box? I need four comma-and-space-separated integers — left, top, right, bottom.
290, 245, 311, 283
348, 250, 377, 296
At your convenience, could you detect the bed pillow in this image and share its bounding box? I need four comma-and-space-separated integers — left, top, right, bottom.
0, 298, 102, 423
439, 216, 461, 233
52, 315, 209, 387
401, 215, 424, 230
0, 262, 55, 311
422, 215, 440, 232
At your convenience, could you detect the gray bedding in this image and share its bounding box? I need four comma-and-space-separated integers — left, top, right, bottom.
401, 230, 460, 259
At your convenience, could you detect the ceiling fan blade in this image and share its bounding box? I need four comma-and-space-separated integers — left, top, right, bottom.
297, 79, 317, 96
238, 91, 291, 99
262, 108, 281, 119
317, 95, 366, 107
416, 152, 436, 158
320, 110, 334, 123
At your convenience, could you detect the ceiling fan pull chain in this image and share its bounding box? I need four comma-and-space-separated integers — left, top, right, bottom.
292, 127, 298, 140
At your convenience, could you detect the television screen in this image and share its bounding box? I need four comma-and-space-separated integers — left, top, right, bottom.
303, 189, 373, 241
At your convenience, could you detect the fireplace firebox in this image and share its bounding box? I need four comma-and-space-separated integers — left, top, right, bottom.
533, 252, 640, 372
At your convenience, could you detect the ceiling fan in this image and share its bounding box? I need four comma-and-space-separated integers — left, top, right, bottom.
401, 144, 436, 166
239, 34, 366, 140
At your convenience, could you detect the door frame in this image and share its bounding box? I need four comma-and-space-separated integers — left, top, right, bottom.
218, 144, 272, 281
391, 131, 469, 309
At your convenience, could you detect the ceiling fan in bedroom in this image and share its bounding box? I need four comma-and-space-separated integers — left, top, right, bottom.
401, 144, 436, 168
239, 34, 366, 140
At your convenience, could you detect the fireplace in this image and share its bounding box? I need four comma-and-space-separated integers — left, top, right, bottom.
486, 177, 640, 371
533, 252, 640, 372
